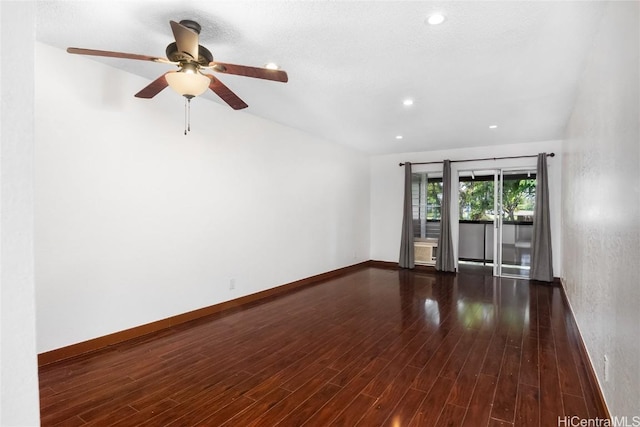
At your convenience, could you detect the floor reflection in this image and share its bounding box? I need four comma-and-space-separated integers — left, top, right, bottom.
398, 269, 533, 336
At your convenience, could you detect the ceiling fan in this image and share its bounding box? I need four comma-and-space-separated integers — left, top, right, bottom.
67, 19, 288, 131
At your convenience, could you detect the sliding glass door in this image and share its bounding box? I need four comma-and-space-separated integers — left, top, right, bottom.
458, 168, 536, 278
497, 169, 536, 278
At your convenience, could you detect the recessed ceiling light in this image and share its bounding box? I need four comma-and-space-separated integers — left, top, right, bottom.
264, 62, 280, 70
489, 125, 498, 129
403, 99, 414, 106
426, 13, 446, 25
396, 135, 404, 140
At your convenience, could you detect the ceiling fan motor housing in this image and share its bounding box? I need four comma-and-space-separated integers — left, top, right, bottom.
165, 20, 213, 65
165, 42, 213, 65
179, 20, 201, 34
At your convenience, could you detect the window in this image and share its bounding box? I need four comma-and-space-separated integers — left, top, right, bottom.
458, 173, 536, 221
500, 174, 536, 222
412, 173, 442, 240
459, 175, 495, 221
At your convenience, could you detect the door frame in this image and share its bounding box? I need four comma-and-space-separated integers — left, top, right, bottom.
456, 166, 536, 278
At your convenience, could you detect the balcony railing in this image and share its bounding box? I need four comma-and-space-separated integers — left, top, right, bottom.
414, 220, 533, 266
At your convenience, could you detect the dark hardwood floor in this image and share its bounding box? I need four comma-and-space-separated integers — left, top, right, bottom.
39, 267, 607, 426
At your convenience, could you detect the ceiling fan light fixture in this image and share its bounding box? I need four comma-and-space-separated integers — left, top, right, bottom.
165, 69, 210, 98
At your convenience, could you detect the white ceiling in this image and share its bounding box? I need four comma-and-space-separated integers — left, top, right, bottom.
36, 1, 607, 154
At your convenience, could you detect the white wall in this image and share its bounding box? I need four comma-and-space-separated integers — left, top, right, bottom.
562, 1, 639, 417
35, 43, 370, 353
370, 140, 563, 275
0, 2, 41, 426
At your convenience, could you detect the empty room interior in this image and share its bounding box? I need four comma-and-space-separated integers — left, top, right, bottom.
1, 1, 639, 426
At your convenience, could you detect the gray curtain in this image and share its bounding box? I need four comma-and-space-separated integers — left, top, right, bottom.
530, 153, 554, 282
435, 160, 455, 272
399, 162, 414, 269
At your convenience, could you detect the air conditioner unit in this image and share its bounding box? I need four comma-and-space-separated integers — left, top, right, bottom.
414, 240, 438, 265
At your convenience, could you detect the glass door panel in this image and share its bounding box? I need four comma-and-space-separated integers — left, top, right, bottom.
498, 169, 536, 278
457, 170, 497, 275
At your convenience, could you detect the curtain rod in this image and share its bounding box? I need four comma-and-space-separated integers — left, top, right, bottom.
398, 152, 554, 167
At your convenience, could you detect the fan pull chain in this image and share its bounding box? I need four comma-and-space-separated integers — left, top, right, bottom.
183, 97, 193, 135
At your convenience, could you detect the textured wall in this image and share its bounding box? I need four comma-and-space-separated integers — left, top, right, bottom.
0, 2, 41, 425
562, 1, 639, 417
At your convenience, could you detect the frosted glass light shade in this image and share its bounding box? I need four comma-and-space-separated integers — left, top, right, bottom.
427, 13, 445, 25
165, 71, 210, 97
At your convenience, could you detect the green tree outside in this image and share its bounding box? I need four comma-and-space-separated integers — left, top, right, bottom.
459, 178, 535, 221
459, 180, 494, 220
426, 181, 442, 219
501, 179, 535, 220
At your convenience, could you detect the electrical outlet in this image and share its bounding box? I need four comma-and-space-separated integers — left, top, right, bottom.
229, 278, 236, 290
604, 354, 609, 382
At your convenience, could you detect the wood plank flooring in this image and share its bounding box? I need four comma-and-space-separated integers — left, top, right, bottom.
39, 267, 607, 426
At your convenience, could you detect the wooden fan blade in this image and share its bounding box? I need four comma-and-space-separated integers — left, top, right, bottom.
67, 47, 174, 64
209, 62, 288, 83
204, 74, 248, 110
134, 73, 170, 99
170, 21, 199, 61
